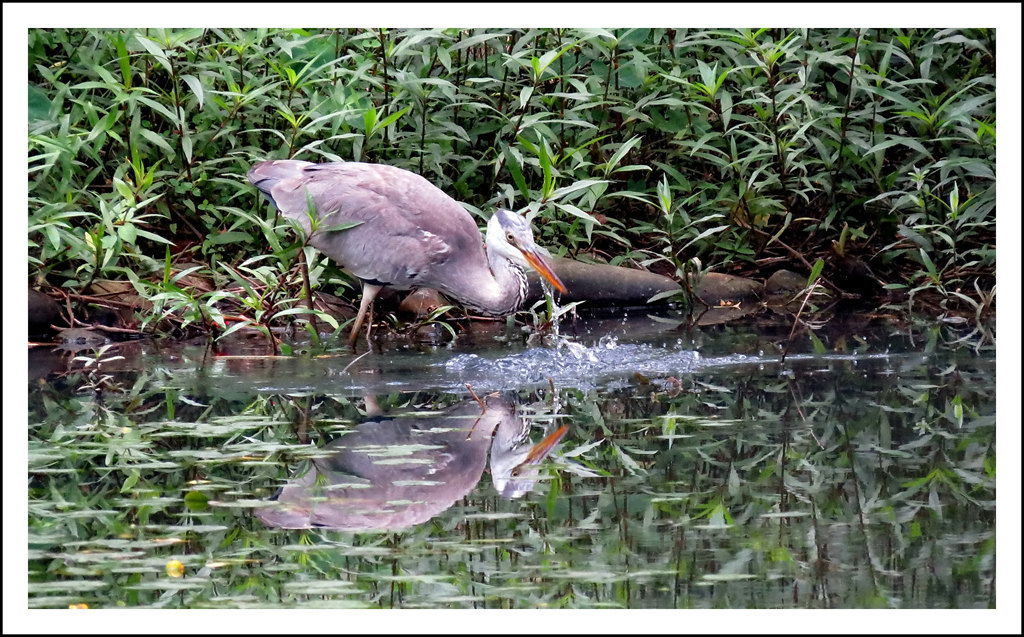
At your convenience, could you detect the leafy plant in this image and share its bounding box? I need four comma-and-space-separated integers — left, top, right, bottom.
27, 28, 996, 338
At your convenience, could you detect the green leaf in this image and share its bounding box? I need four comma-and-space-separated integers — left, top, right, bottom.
184, 490, 210, 512
553, 203, 598, 224
113, 33, 132, 88
138, 129, 175, 156
181, 74, 204, 110
374, 105, 409, 132
135, 228, 175, 245
919, 247, 937, 275
548, 180, 609, 205
135, 35, 172, 75
206, 231, 254, 246
363, 106, 378, 134
807, 258, 824, 286
113, 178, 135, 203
27, 84, 51, 122
532, 40, 578, 80
181, 129, 193, 163
518, 85, 533, 111
136, 96, 180, 127
117, 223, 137, 245
603, 135, 643, 175
120, 470, 141, 493
502, 146, 530, 201
865, 136, 929, 157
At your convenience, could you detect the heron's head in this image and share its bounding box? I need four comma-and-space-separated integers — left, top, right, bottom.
490, 414, 568, 500
486, 209, 567, 294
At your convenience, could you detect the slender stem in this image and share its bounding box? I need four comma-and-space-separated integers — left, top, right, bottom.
827, 29, 863, 215
378, 28, 391, 160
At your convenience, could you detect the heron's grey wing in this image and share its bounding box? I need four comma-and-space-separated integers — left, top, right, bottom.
249, 161, 485, 288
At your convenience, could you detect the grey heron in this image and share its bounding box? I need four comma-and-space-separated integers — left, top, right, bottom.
246, 160, 567, 346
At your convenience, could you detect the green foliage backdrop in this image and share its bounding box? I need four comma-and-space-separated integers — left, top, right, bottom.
27, 28, 996, 334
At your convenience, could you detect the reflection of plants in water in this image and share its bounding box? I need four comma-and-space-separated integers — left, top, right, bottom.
69, 344, 126, 394
28, 378, 315, 605
540, 355, 995, 609
28, 348, 994, 608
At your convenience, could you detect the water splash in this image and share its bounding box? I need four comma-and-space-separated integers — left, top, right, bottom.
443, 341, 724, 391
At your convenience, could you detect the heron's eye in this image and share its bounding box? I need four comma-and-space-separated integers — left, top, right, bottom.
505, 232, 515, 244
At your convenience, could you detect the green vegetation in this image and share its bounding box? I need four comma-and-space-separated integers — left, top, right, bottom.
27, 28, 996, 338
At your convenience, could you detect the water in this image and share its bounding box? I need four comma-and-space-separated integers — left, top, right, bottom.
24, 313, 997, 611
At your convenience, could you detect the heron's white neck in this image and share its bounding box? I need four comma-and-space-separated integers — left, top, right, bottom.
435, 215, 530, 316
453, 250, 526, 316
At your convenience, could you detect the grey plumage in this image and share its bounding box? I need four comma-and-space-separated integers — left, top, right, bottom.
247, 160, 566, 346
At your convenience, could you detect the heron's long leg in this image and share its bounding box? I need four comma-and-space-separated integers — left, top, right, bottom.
348, 283, 382, 348
363, 298, 375, 347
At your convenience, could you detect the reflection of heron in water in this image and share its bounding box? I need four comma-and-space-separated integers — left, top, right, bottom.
257, 395, 567, 531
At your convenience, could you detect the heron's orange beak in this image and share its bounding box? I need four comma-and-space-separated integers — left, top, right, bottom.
520, 247, 568, 294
